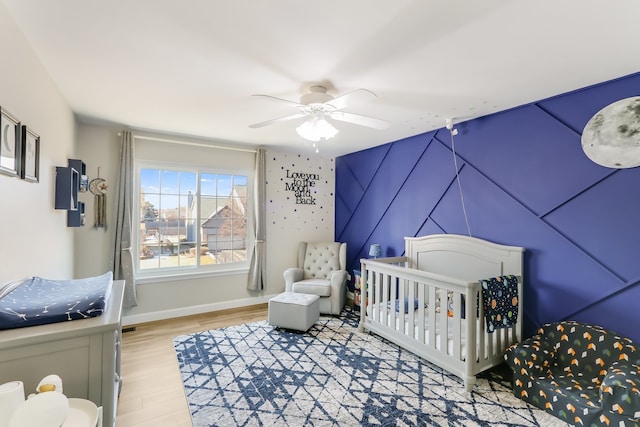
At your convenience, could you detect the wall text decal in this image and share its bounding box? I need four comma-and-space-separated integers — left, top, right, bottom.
285, 169, 319, 204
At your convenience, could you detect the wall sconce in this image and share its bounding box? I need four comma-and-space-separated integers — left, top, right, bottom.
368, 243, 382, 258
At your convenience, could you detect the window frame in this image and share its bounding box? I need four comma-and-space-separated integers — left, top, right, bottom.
134, 160, 253, 282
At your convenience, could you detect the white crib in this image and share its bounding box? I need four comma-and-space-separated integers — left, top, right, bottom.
358, 234, 524, 392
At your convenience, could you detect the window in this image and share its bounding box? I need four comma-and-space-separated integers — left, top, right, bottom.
137, 165, 249, 275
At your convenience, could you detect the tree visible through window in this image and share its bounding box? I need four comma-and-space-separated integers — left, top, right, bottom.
138, 167, 248, 272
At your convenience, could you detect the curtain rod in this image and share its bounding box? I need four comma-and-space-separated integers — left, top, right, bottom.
133, 134, 257, 153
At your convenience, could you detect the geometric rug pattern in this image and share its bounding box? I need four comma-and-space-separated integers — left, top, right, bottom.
173, 310, 568, 426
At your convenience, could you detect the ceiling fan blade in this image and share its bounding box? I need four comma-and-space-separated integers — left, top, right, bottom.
329, 111, 390, 130
251, 94, 304, 108
249, 113, 307, 128
326, 89, 377, 110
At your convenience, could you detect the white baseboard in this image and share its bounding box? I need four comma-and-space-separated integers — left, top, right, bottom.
121, 293, 279, 326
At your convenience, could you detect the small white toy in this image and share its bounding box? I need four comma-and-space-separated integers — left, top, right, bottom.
8, 374, 69, 427
34, 374, 64, 395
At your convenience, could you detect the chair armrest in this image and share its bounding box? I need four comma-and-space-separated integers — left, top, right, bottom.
600, 363, 640, 420
283, 268, 303, 292
327, 270, 347, 315
329, 270, 348, 290
504, 336, 556, 380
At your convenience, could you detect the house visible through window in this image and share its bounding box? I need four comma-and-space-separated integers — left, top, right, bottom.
137, 166, 249, 274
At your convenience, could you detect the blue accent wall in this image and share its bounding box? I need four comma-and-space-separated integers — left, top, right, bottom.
336, 72, 640, 343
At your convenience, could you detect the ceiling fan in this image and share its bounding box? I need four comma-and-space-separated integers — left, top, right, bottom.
249, 85, 390, 142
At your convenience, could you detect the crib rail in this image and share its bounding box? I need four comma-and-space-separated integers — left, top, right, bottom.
358, 257, 521, 390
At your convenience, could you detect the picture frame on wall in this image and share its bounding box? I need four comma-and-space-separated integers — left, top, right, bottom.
21, 125, 40, 183
0, 107, 21, 177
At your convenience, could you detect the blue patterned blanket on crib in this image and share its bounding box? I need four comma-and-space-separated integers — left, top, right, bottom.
0, 271, 113, 330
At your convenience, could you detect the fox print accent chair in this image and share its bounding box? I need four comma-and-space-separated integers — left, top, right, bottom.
283, 242, 347, 315
504, 321, 640, 426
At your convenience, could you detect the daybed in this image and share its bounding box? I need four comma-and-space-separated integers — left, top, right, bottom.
504, 321, 640, 426
359, 234, 525, 392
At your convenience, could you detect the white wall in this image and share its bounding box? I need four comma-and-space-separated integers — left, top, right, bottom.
73, 122, 119, 278
265, 150, 336, 292
74, 122, 336, 325
0, 3, 76, 283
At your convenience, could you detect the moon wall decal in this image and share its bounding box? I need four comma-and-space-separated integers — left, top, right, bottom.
581, 96, 640, 168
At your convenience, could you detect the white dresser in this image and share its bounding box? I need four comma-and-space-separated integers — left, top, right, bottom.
0, 280, 124, 427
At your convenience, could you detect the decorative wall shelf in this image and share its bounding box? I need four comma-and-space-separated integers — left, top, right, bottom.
54, 166, 79, 210
68, 201, 85, 227
55, 158, 87, 227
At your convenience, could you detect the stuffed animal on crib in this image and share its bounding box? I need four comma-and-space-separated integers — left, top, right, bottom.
8, 374, 69, 427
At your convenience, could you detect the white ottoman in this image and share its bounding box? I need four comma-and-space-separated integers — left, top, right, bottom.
268, 292, 320, 331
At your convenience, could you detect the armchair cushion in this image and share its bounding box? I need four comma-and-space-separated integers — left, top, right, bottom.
292, 280, 332, 297
504, 321, 640, 426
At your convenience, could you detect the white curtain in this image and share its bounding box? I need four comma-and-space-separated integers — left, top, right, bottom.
247, 148, 266, 291
112, 130, 138, 307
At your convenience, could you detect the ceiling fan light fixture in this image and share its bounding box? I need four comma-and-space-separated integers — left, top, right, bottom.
296, 114, 338, 142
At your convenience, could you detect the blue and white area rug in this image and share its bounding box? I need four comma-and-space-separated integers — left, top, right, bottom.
173, 311, 567, 426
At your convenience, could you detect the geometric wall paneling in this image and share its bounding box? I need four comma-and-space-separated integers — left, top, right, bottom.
334, 190, 352, 238
429, 164, 541, 243
544, 167, 640, 282
439, 106, 610, 217
571, 283, 640, 341
357, 140, 459, 261
426, 163, 623, 337
537, 71, 640, 135
335, 161, 365, 226
339, 143, 390, 191
336, 72, 640, 343
337, 134, 431, 269
335, 158, 364, 215
523, 234, 626, 337
426, 166, 477, 235
335, 145, 391, 236
414, 219, 445, 241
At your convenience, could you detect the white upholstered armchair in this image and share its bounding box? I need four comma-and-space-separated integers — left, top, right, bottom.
283, 241, 348, 315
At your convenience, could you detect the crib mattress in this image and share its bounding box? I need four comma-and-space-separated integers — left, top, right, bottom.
0, 272, 113, 330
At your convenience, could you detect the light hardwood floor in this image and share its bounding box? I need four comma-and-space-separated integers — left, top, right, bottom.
116, 304, 268, 427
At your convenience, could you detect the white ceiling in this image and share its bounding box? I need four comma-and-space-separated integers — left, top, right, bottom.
3, 0, 640, 156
